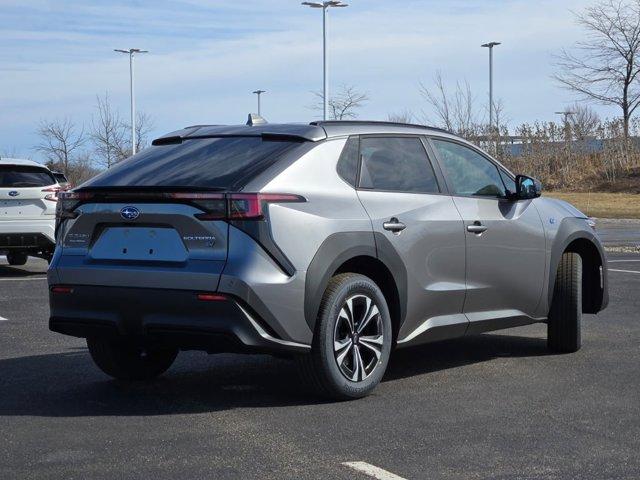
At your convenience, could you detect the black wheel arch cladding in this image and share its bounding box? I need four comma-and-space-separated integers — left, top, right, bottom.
304, 231, 408, 333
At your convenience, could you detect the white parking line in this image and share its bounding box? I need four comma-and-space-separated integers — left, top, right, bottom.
0, 316, 7, 321
0, 276, 47, 282
342, 462, 406, 480
609, 268, 640, 274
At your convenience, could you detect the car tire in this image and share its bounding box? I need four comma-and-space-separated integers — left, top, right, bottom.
298, 273, 392, 400
86, 338, 178, 380
547, 252, 582, 353
6, 252, 28, 266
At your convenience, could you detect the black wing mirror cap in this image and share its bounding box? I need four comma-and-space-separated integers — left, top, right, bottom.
515, 174, 542, 199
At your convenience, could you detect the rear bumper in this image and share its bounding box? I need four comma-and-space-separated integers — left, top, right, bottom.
0, 218, 56, 249
49, 285, 310, 355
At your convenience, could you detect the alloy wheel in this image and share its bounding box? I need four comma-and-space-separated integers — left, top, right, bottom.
333, 294, 384, 382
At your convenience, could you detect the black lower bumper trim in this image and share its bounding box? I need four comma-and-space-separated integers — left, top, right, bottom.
49, 285, 307, 355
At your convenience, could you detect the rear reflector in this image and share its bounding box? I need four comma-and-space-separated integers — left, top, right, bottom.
196, 293, 228, 302
51, 286, 74, 294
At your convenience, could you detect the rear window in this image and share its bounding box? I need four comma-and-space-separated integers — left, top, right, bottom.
82, 136, 301, 190
0, 165, 56, 188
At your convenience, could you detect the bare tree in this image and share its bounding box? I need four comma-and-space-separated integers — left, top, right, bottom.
387, 109, 416, 123
90, 93, 126, 168
554, 0, 640, 139
90, 93, 155, 165
311, 84, 369, 120
568, 103, 601, 139
129, 111, 154, 154
44, 152, 101, 187
419, 72, 483, 137
35, 118, 85, 174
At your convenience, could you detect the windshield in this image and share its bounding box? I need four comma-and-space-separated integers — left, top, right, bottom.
0, 165, 56, 188
82, 136, 302, 190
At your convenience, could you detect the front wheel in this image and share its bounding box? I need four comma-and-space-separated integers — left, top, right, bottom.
299, 273, 392, 400
87, 338, 178, 380
548, 252, 583, 353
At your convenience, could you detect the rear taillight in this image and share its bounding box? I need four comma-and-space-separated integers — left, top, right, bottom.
227, 193, 306, 220
170, 192, 227, 221
54, 191, 305, 223
42, 186, 62, 202
57, 191, 93, 221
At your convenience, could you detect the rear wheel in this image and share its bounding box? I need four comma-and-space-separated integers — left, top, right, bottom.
548, 252, 582, 353
299, 273, 392, 400
87, 338, 178, 380
6, 251, 28, 266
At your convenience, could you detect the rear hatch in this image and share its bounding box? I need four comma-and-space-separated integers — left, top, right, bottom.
0, 164, 58, 220
54, 135, 304, 291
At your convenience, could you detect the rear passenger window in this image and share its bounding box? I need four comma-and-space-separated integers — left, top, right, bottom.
358, 137, 439, 193
336, 136, 359, 187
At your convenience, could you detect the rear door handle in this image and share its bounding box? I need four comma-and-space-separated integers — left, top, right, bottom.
467, 222, 488, 234
383, 218, 406, 233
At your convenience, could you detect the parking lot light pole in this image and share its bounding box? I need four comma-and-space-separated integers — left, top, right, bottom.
481, 42, 501, 133
302, 1, 349, 121
252, 90, 266, 115
114, 48, 148, 155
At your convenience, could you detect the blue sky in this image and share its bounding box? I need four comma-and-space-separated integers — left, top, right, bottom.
0, 0, 618, 161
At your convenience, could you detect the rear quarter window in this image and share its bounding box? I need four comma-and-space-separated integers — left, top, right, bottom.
0, 165, 56, 188
81, 136, 302, 190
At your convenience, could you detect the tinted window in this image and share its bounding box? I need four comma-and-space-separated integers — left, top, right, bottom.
431, 139, 506, 197
82, 137, 300, 189
499, 169, 516, 195
358, 137, 439, 193
336, 136, 359, 187
0, 165, 56, 188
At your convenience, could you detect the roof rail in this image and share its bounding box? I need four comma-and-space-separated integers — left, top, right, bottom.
310, 120, 453, 135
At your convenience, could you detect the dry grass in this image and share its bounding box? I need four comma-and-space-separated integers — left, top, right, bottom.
544, 191, 640, 219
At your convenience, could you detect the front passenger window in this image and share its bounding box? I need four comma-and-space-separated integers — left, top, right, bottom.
431, 139, 507, 198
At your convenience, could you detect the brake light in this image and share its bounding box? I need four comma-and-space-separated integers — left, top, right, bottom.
42, 186, 62, 202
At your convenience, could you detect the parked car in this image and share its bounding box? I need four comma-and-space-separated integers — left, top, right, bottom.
1, 158, 61, 265
51, 172, 71, 190
48, 120, 608, 399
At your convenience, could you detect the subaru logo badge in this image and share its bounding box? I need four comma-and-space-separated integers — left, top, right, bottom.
8, 191, 19, 197
120, 206, 140, 220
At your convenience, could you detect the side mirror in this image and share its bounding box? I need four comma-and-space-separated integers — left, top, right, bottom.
515, 175, 542, 199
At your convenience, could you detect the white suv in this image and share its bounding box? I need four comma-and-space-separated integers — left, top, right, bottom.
0, 158, 60, 265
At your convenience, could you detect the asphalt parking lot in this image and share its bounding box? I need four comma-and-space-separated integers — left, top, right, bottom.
1, 248, 639, 479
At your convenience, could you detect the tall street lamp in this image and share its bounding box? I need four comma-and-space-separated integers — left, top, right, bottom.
481, 41, 501, 132
302, 1, 349, 121
253, 90, 266, 116
114, 48, 148, 155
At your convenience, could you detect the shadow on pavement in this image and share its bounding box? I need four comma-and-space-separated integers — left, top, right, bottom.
0, 265, 48, 278
0, 333, 551, 417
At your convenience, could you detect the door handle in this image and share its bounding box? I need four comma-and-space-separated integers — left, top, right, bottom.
383, 218, 406, 233
467, 222, 488, 234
